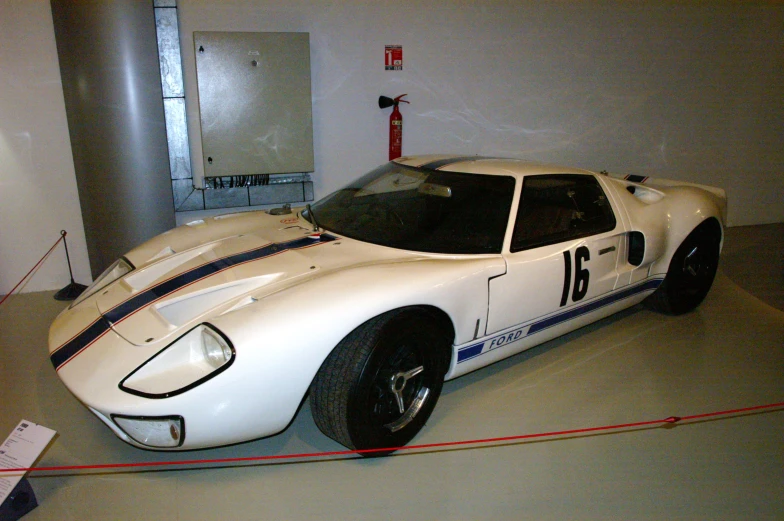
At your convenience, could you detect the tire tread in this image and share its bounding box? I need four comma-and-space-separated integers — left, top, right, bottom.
310, 314, 387, 449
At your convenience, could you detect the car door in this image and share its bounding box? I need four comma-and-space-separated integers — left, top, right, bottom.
486, 173, 626, 339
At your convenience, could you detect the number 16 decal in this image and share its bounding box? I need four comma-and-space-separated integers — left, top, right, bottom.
560, 246, 590, 306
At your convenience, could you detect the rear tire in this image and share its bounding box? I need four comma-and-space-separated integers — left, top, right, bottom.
310, 308, 449, 456
645, 219, 721, 315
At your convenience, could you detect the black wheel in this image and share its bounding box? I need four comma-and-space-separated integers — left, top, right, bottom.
310, 308, 450, 456
645, 218, 721, 315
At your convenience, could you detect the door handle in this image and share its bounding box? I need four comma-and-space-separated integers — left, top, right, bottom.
599, 246, 616, 255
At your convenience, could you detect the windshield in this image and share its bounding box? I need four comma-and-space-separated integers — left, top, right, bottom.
307, 162, 515, 254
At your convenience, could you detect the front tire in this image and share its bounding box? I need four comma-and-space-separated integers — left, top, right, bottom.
645, 219, 721, 315
310, 308, 450, 456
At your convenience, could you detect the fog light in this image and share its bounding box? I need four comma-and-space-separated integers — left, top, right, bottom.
113, 415, 184, 448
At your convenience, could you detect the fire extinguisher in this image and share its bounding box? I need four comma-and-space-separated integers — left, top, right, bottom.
379, 94, 409, 160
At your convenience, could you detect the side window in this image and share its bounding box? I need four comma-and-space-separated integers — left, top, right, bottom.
511, 174, 616, 252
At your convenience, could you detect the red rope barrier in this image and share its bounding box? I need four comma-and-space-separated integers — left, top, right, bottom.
0, 233, 65, 308
3, 400, 782, 474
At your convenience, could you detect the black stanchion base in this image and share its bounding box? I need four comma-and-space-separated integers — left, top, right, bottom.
0, 477, 38, 521
54, 282, 87, 301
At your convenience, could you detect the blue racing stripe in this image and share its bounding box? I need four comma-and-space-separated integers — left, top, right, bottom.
49, 316, 113, 370
50, 233, 337, 371
528, 278, 663, 335
456, 342, 485, 363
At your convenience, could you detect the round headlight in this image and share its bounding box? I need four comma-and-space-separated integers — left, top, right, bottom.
202, 327, 232, 368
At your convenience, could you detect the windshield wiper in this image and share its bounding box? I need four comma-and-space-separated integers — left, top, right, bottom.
305, 204, 320, 232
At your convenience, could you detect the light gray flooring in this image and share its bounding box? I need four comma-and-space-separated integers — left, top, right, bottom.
1, 224, 782, 520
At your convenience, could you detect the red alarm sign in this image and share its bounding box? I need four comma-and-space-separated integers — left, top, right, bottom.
385, 45, 402, 70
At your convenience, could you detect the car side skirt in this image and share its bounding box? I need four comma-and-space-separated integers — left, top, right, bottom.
447, 277, 663, 379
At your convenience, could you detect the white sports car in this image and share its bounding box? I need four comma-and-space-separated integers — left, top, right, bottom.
48, 156, 726, 453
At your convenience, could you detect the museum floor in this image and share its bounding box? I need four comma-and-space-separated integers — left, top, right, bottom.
1, 223, 782, 520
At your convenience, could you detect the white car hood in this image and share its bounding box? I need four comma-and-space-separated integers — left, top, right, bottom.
93, 232, 328, 345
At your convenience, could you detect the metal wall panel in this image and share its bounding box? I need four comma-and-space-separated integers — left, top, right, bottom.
194, 31, 314, 178
163, 98, 191, 180
51, 0, 176, 277
155, 7, 184, 98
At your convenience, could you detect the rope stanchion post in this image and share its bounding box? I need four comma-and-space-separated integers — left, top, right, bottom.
0, 234, 65, 308
54, 230, 87, 301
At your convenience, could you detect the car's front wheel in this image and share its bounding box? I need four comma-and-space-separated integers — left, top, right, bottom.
310, 308, 450, 456
645, 218, 721, 315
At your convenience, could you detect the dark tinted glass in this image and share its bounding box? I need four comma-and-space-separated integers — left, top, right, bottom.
511, 174, 616, 252
309, 163, 515, 254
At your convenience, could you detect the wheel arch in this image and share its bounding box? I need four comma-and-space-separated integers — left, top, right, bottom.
306, 304, 456, 395
624, 186, 725, 275
665, 214, 723, 271
643, 215, 723, 315
393, 304, 456, 373
693, 215, 723, 242
655, 208, 724, 275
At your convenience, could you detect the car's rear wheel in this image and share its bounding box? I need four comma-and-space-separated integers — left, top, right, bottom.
310, 308, 450, 456
645, 218, 721, 315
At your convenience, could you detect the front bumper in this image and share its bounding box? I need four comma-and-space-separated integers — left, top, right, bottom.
48, 304, 295, 450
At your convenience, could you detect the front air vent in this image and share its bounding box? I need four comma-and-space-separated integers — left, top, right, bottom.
124, 243, 217, 290
155, 275, 282, 327
628, 232, 645, 266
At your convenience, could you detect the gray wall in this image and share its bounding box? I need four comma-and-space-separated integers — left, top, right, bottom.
51, 0, 175, 277
179, 0, 783, 226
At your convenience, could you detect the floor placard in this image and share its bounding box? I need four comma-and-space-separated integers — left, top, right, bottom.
0, 421, 56, 521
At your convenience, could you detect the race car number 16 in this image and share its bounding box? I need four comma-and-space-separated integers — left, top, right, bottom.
560, 246, 590, 307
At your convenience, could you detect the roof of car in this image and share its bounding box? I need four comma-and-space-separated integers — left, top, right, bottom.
394, 155, 595, 179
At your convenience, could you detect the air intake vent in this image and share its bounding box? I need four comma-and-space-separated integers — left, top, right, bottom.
626, 184, 664, 204
628, 232, 645, 266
